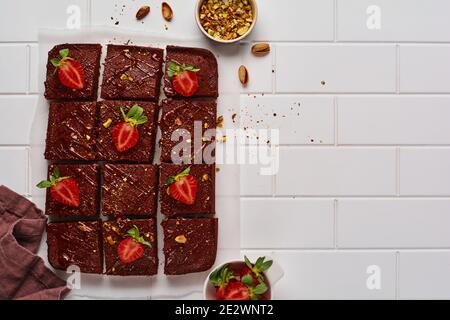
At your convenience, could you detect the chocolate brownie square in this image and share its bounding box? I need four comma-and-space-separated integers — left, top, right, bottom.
44, 101, 97, 161
101, 164, 158, 216
162, 218, 218, 275
164, 45, 218, 98
159, 164, 215, 216
46, 221, 103, 274
160, 99, 216, 163
101, 45, 164, 100
44, 44, 102, 100
96, 101, 158, 162
103, 218, 158, 275
45, 164, 99, 217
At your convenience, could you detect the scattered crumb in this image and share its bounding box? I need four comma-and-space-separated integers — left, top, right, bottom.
320, 80, 326, 85
115, 21, 119, 25
231, 113, 237, 123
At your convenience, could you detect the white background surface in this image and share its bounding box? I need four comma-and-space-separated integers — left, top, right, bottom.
1, 0, 450, 299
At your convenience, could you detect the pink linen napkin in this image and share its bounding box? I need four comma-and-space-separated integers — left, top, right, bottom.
0, 185, 70, 300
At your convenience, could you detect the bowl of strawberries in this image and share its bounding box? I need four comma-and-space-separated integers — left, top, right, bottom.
204, 256, 284, 300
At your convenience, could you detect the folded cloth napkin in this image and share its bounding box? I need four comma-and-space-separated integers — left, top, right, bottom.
0, 185, 70, 300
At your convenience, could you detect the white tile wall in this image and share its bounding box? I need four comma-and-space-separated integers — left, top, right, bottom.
0, 147, 29, 195
337, 199, 450, 248
1, 0, 450, 299
240, 95, 335, 145
338, 96, 450, 145
399, 251, 450, 299
399, 45, 450, 93
275, 44, 397, 93
0, 45, 28, 93
276, 148, 397, 196
399, 148, 450, 196
241, 199, 334, 249
337, 0, 450, 42
0, 96, 37, 145
247, 0, 334, 42
244, 250, 397, 299
0, 0, 90, 42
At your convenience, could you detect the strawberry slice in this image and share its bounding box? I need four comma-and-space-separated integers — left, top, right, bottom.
117, 225, 152, 264
50, 48, 85, 90
218, 280, 250, 300
36, 167, 80, 207
111, 104, 148, 152
167, 61, 200, 97
166, 167, 198, 205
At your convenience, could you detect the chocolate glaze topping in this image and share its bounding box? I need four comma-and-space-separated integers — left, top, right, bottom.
102, 164, 158, 216
44, 44, 102, 101
45, 164, 99, 217
162, 218, 218, 275
164, 45, 219, 98
47, 221, 103, 274
103, 218, 158, 275
44, 101, 97, 161
160, 99, 217, 163
101, 45, 163, 101
160, 164, 215, 216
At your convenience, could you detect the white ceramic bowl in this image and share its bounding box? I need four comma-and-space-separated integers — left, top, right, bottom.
195, 0, 258, 43
203, 258, 284, 300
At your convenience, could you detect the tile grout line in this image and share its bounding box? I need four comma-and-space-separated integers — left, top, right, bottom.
25, 44, 31, 95
334, 0, 338, 42
395, 251, 400, 300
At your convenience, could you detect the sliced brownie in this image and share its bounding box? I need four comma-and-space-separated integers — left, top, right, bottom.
162, 218, 218, 275
44, 164, 99, 217
101, 164, 158, 216
46, 221, 103, 274
164, 45, 218, 98
96, 101, 158, 162
44, 101, 97, 161
44, 43, 102, 100
159, 164, 215, 217
101, 44, 164, 101
160, 99, 216, 164
103, 218, 158, 275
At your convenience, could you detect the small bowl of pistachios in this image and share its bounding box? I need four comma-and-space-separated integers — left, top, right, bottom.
196, 0, 258, 43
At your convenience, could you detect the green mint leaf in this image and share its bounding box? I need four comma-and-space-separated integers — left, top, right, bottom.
53, 167, 61, 179
259, 260, 273, 272
244, 256, 253, 269
253, 282, 268, 295
138, 236, 152, 248
50, 58, 60, 67
166, 176, 176, 185
36, 180, 52, 188
241, 274, 253, 286
135, 115, 148, 125
127, 226, 140, 238
255, 256, 265, 269
127, 104, 142, 118
59, 48, 69, 58
178, 166, 191, 177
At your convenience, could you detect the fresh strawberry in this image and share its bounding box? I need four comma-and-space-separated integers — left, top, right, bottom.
117, 225, 152, 264
111, 104, 148, 152
166, 167, 198, 205
240, 255, 273, 285
167, 61, 200, 97
50, 48, 85, 90
36, 167, 80, 207
218, 280, 250, 300
209, 263, 235, 299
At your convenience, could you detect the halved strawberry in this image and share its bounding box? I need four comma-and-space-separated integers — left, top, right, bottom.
111, 104, 148, 152
209, 263, 235, 299
36, 167, 80, 207
167, 61, 200, 97
166, 167, 198, 205
218, 280, 250, 300
50, 48, 85, 90
117, 225, 152, 264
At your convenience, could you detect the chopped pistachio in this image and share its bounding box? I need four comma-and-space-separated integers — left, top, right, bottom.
103, 118, 112, 128
175, 235, 187, 244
